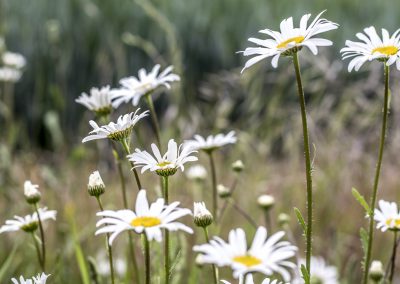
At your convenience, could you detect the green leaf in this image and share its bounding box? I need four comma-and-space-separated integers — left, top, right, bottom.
352, 187, 371, 214
294, 207, 307, 235
300, 264, 310, 283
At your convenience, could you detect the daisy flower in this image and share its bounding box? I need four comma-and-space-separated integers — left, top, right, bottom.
186, 131, 237, 153
95, 189, 193, 244
239, 11, 338, 71
75, 86, 114, 116
341, 27, 400, 72
0, 67, 22, 82
0, 208, 57, 234
374, 200, 400, 232
24, 180, 41, 204
293, 257, 338, 284
222, 274, 287, 284
193, 226, 297, 281
193, 202, 213, 227
128, 139, 198, 176
11, 273, 50, 284
2, 51, 26, 69
82, 109, 148, 142
186, 165, 207, 181
111, 64, 180, 108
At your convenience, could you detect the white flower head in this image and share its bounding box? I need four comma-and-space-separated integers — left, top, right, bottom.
97, 251, 126, 277
24, 180, 41, 204
186, 131, 237, 153
293, 257, 339, 284
186, 165, 207, 181
193, 226, 297, 281
0, 208, 56, 234
374, 200, 400, 232
193, 202, 213, 227
76, 85, 114, 116
369, 260, 384, 282
341, 26, 400, 72
11, 273, 50, 284
0, 67, 22, 82
82, 109, 148, 142
2, 51, 26, 69
239, 10, 338, 71
88, 171, 106, 197
111, 64, 180, 108
221, 274, 287, 284
128, 139, 198, 177
96, 189, 193, 244
257, 195, 275, 210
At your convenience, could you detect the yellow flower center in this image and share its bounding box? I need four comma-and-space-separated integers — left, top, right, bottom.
131, 216, 161, 227
372, 46, 398, 56
157, 161, 172, 168
277, 36, 305, 49
232, 255, 262, 267
385, 218, 400, 227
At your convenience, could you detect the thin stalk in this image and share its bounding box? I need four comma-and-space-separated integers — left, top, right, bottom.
96, 197, 115, 284
293, 52, 313, 279
111, 142, 128, 207
162, 176, 170, 284
121, 138, 142, 190
389, 231, 398, 283
228, 198, 258, 229
143, 233, 151, 284
264, 211, 272, 232
207, 151, 218, 220
218, 174, 239, 222
34, 204, 46, 270
145, 94, 162, 149
363, 64, 390, 284
31, 232, 44, 270
203, 227, 219, 284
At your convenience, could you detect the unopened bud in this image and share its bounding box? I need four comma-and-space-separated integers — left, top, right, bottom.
231, 160, 244, 172
278, 213, 290, 227
195, 254, 205, 267
369, 260, 384, 282
257, 194, 275, 210
193, 202, 213, 227
217, 184, 231, 198
88, 171, 105, 197
186, 165, 207, 181
24, 181, 41, 204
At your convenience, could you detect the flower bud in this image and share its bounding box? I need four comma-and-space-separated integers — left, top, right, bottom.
369, 260, 384, 282
231, 160, 244, 172
217, 184, 231, 198
186, 165, 207, 181
278, 213, 290, 227
257, 194, 275, 210
195, 254, 205, 267
21, 221, 39, 233
193, 202, 213, 227
88, 171, 105, 197
24, 181, 41, 204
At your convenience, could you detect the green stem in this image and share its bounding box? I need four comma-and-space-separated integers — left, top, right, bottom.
143, 233, 151, 284
203, 227, 219, 284
363, 64, 390, 284
96, 198, 115, 284
162, 176, 170, 284
145, 94, 162, 150
389, 231, 398, 283
34, 204, 46, 270
121, 138, 142, 190
112, 142, 128, 207
293, 52, 313, 280
228, 198, 258, 228
31, 232, 44, 271
208, 152, 218, 220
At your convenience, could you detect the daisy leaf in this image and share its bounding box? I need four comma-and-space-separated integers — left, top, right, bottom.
351, 187, 371, 214
294, 207, 307, 235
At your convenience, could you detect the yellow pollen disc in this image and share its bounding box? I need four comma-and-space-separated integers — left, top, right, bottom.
157, 161, 172, 167
131, 216, 161, 227
395, 219, 400, 227
277, 36, 305, 49
232, 255, 262, 267
386, 218, 393, 226
372, 46, 398, 56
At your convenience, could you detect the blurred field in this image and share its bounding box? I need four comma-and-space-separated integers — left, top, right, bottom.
2, 0, 400, 283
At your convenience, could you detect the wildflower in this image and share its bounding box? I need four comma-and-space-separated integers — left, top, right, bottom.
11, 273, 50, 284
217, 184, 231, 198
97, 251, 126, 277
75, 86, 113, 117
341, 27, 400, 72
278, 213, 290, 227
111, 64, 180, 108
186, 165, 207, 181
193, 202, 213, 227
95, 189, 193, 245
239, 11, 338, 71
0, 208, 56, 234
369, 260, 384, 282
193, 226, 297, 281
88, 171, 106, 197
186, 131, 237, 153
128, 139, 198, 176
374, 200, 400, 232
232, 160, 244, 172
257, 195, 275, 210
2, 51, 26, 69
82, 109, 148, 142
24, 180, 41, 204
293, 257, 339, 284
0, 67, 22, 82
222, 274, 287, 284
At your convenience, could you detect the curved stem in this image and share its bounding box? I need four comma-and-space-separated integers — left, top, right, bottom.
145, 94, 162, 150
228, 198, 258, 229
143, 233, 151, 284
96, 198, 115, 284
121, 138, 142, 190
293, 52, 313, 280
363, 64, 390, 284
34, 204, 46, 270
218, 174, 239, 222
208, 152, 218, 220
31, 232, 44, 271
203, 227, 219, 284
163, 176, 170, 284
389, 231, 398, 283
